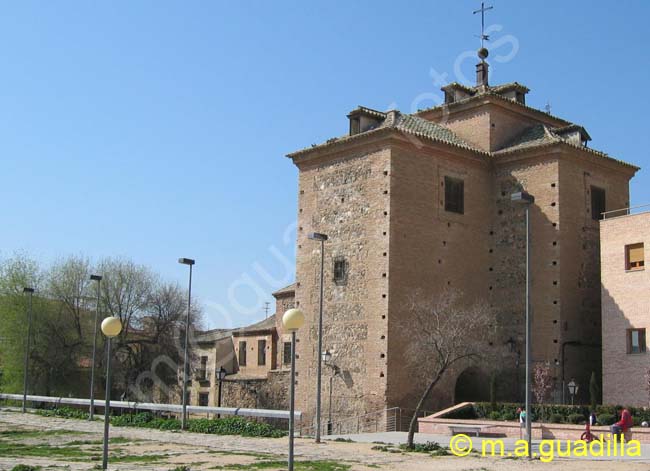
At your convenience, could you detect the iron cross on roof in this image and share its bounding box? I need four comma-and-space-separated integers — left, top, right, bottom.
473, 2, 494, 48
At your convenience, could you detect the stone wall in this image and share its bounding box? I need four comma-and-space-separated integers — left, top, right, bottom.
293, 145, 391, 428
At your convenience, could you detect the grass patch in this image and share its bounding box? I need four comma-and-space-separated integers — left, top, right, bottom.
0, 442, 93, 459
0, 429, 78, 440
11, 466, 42, 471
398, 441, 449, 456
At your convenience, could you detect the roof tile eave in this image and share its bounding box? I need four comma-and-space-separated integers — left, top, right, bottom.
493, 140, 638, 170
416, 91, 572, 126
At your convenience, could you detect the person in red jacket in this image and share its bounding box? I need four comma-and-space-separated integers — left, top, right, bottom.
611, 406, 633, 437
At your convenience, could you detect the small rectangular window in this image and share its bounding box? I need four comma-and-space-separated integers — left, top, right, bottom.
333, 257, 348, 285
238, 341, 247, 366
626, 243, 644, 271
198, 356, 208, 380
258, 339, 267, 366
627, 328, 646, 354
283, 342, 292, 365
444, 176, 464, 214
591, 186, 606, 220
198, 392, 209, 407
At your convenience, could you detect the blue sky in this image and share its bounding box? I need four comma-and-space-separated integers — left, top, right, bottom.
1, 1, 648, 329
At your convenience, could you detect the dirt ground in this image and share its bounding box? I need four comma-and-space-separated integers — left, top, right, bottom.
1, 410, 649, 471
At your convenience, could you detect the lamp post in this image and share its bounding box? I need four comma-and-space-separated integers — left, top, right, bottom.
216, 366, 227, 418
89, 274, 103, 420
511, 191, 534, 458
282, 308, 305, 471
308, 232, 328, 443
322, 350, 337, 435
568, 379, 579, 406
21, 287, 34, 413
178, 257, 195, 430
100, 316, 122, 471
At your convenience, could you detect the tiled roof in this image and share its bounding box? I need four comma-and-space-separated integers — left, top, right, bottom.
272, 282, 296, 297
495, 124, 639, 170
232, 314, 276, 335
195, 328, 233, 343
288, 110, 482, 157
393, 114, 478, 151
287, 82, 637, 170
442, 81, 529, 95
417, 90, 573, 127
347, 106, 387, 119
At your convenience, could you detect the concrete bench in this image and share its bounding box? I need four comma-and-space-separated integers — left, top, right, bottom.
448, 424, 493, 437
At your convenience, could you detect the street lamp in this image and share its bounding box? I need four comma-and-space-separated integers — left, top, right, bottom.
89, 274, 103, 420
308, 232, 328, 443
568, 379, 579, 405
21, 287, 35, 413
283, 308, 305, 471
100, 316, 122, 471
178, 257, 195, 430
322, 350, 338, 436
511, 190, 535, 458
217, 366, 227, 418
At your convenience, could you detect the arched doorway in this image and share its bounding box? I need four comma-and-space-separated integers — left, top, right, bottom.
454, 366, 490, 403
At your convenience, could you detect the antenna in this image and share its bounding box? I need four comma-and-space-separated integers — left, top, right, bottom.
264, 302, 270, 319
545, 101, 552, 114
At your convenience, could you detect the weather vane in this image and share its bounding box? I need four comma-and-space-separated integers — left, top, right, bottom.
473, 2, 494, 49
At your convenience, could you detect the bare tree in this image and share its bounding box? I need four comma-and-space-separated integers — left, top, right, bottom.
404, 289, 494, 448
47, 255, 92, 339
533, 363, 554, 422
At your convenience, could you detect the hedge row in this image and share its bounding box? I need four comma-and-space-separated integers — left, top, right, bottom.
35, 407, 286, 438
446, 402, 650, 426
112, 413, 286, 437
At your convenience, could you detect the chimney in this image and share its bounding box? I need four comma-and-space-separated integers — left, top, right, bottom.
476, 47, 489, 87
476, 61, 489, 87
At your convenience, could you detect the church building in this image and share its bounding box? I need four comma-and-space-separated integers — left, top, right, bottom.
286, 50, 638, 431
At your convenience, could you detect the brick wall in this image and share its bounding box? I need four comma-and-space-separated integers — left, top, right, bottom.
601, 211, 650, 406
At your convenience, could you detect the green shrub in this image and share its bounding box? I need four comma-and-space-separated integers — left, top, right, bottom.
35, 407, 87, 420
400, 441, 446, 453
598, 413, 616, 425
487, 411, 502, 421
549, 413, 563, 424
188, 417, 285, 438
567, 413, 585, 424
108, 413, 283, 437
168, 467, 190, 471
11, 465, 40, 471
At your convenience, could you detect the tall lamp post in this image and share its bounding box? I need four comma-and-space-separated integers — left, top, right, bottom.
282, 308, 305, 471
178, 257, 195, 430
89, 274, 103, 420
100, 316, 122, 471
308, 232, 328, 443
216, 366, 227, 418
511, 191, 535, 458
21, 287, 35, 413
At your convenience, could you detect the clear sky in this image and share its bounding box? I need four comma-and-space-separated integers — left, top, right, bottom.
1, 1, 648, 329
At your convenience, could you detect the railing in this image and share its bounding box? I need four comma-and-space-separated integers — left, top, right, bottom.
602, 204, 650, 220
299, 407, 436, 437
0, 393, 301, 421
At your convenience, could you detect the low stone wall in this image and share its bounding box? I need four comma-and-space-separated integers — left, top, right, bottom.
418, 416, 650, 443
